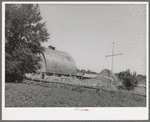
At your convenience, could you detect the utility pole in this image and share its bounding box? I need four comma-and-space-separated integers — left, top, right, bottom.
105, 42, 122, 73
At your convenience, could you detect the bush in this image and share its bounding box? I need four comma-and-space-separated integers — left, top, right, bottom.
6, 73, 24, 83
118, 69, 138, 91
117, 85, 125, 90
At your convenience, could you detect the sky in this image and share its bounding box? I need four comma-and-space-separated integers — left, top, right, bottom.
39, 3, 147, 75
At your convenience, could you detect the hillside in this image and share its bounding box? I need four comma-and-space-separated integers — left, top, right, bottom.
5, 80, 146, 107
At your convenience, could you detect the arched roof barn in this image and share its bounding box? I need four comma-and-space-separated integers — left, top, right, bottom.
39, 48, 77, 76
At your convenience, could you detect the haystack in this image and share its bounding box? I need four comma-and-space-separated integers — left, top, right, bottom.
39, 48, 77, 76
96, 69, 118, 82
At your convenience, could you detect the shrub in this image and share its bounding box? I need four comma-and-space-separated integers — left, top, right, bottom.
6, 73, 24, 83
118, 69, 138, 91
117, 85, 125, 90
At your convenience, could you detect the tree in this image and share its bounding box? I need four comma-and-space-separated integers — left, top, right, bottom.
87, 70, 91, 73
80, 69, 86, 74
118, 69, 138, 91
5, 4, 50, 82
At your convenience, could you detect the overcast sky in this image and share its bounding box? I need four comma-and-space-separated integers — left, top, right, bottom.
39, 3, 147, 75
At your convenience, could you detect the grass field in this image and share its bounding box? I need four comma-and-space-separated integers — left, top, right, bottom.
5, 80, 146, 107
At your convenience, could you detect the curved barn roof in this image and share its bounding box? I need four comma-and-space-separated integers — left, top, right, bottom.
39, 48, 77, 75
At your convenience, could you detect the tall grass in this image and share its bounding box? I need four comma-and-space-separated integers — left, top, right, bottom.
5, 81, 146, 107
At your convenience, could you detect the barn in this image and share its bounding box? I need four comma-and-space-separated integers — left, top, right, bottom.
38, 46, 77, 77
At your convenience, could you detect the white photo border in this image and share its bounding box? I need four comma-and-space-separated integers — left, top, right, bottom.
2, 1, 149, 120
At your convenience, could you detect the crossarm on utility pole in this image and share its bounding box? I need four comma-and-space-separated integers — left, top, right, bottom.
105, 53, 122, 57
105, 42, 122, 71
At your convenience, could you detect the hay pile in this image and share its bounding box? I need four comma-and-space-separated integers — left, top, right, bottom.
96, 69, 118, 82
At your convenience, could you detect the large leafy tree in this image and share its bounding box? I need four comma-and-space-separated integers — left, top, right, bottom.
5, 4, 50, 82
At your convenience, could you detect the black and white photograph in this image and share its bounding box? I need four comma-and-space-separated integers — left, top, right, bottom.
2, 1, 149, 120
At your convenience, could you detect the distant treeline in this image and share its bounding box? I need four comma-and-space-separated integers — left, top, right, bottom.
115, 73, 146, 78
77, 69, 98, 74
136, 74, 146, 80
115, 73, 146, 83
